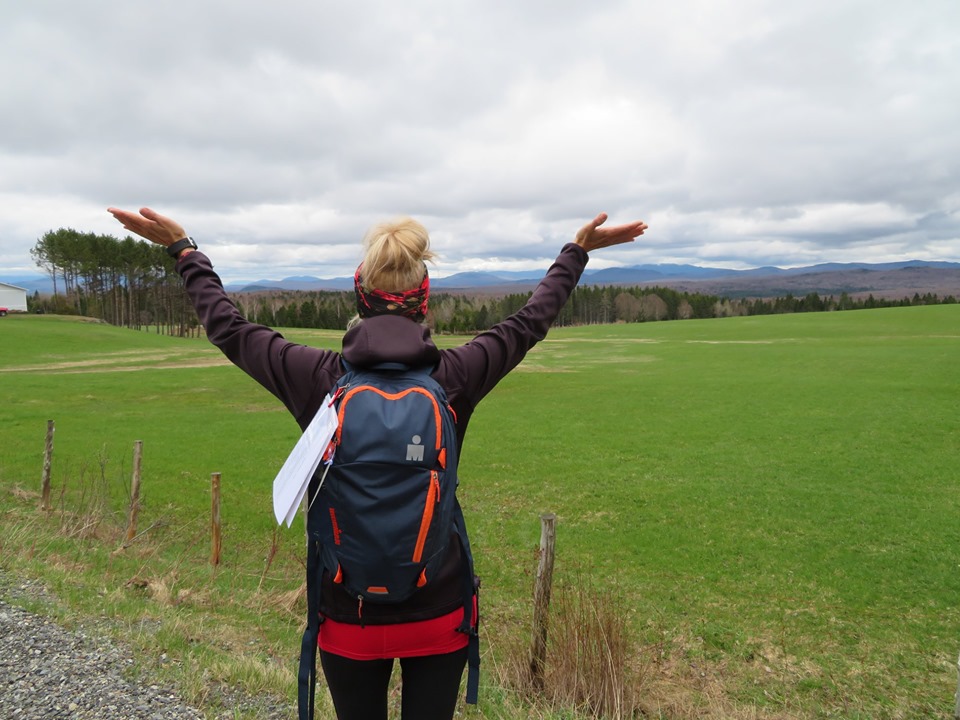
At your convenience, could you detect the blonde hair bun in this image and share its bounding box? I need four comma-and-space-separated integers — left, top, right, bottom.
360, 217, 436, 293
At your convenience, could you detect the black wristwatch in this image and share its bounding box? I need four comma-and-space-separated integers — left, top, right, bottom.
166, 237, 199, 258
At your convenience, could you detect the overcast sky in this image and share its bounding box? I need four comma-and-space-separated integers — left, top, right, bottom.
2, 1, 957, 283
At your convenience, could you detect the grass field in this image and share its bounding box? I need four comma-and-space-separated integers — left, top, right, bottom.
1, 307, 958, 719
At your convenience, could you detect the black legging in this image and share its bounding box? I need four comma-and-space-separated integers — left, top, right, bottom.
320, 647, 468, 720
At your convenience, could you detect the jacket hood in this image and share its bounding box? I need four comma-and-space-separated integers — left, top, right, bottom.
341, 314, 441, 368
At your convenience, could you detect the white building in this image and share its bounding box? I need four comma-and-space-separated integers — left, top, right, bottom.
0, 282, 28, 312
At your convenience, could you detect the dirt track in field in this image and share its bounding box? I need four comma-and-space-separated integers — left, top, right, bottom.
0, 350, 231, 374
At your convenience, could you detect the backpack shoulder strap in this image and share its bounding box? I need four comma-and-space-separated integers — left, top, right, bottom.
298, 540, 322, 719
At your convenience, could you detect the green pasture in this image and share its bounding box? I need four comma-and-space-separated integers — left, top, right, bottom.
0, 307, 958, 719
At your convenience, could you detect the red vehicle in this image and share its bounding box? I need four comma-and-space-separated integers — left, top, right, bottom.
0, 307, 8, 316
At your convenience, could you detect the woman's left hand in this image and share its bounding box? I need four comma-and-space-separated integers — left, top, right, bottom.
107, 207, 188, 248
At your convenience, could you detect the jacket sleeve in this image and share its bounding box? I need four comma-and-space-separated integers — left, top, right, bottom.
176, 252, 340, 428
438, 242, 588, 408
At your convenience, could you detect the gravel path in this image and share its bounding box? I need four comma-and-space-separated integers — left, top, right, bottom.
0, 571, 296, 719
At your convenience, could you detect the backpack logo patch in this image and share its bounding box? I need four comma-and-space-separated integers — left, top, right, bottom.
406, 435, 424, 462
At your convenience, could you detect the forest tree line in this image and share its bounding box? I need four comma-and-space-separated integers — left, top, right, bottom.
30, 228, 959, 334
29, 228, 199, 335
231, 284, 958, 332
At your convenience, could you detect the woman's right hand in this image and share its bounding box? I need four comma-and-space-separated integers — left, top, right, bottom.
574, 213, 648, 253
107, 207, 188, 249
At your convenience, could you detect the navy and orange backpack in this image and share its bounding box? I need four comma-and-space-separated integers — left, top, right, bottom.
297, 362, 479, 719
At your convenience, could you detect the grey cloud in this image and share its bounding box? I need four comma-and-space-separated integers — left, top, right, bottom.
1, 0, 958, 281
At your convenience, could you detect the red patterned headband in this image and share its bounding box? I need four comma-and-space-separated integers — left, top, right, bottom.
354, 264, 430, 321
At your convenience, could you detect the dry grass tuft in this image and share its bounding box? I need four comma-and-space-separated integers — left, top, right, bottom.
267, 581, 307, 615
541, 580, 646, 719
497, 577, 647, 720
8, 484, 39, 502
124, 572, 206, 608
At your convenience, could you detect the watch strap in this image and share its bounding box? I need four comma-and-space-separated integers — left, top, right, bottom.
166, 237, 198, 258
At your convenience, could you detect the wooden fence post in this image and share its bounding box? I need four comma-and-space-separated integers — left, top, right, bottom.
125, 441, 143, 542
211, 472, 222, 566
528, 512, 557, 691
40, 420, 55, 511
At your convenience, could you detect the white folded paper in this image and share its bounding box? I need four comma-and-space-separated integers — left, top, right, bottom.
272, 394, 339, 527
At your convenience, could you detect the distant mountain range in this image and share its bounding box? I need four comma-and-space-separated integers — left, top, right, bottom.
218, 260, 960, 298
6, 260, 960, 299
